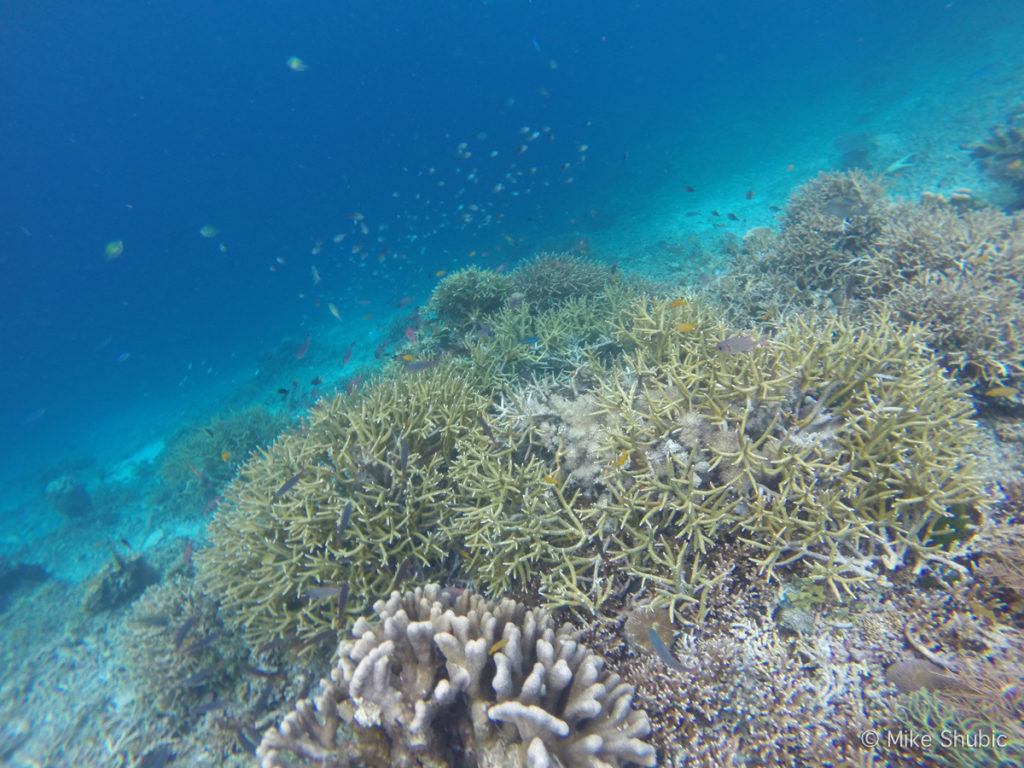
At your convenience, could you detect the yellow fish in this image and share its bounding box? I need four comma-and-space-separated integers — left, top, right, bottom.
286, 56, 307, 72
402, 354, 416, 362
220, 450, 231, 462
668, 298, 687, 309
614, 450, 629, 467
676, 322, 696, 333
542, 473, 560, 485
361, 313, 374, 321
199, 225, 218, 238
984, 386, 1018, 398
1008, 159, 1023, 171
104, 240, 124, 260
435, 269, 447, 277
489, 638, 508, 655
328, 303, 342, 322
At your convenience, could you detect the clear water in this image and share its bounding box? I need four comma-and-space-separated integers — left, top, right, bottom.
1, 1, 1022, 765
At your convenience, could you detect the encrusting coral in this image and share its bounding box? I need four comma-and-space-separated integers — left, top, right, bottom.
257, 584, 655, 768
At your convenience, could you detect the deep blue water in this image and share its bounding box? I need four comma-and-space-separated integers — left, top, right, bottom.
1, 0, 1021, 489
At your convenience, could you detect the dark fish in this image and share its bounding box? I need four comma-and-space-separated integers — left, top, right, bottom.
374, 341, 388, 360
310, 376, 322, 386
715, 335, 765, 354
610, 261, 618, 276
138, 745, 176, 768
181, 668, 215, 689
296, 628, 337, 650
769, 205, 781, 212
119, 537, 132, 550
336, 581, 350, 620
727, 213, 739, 221
185, 631, 221, 655
338, 501, 353, 536
404, 358, 440, 373
235, 725, 258, 754
295, 335, 312, 360
710, 210, 720, 217
188, 698, 226, 717
648, 627, 685, 673
394, 558, 414, 588
346, 374, 364, 394
745, 189, 755, 199
477, 415, 495, 441
684, 185, 695, 192
306, 586, 346, 600
136, 614, 171, 628
685, 210, 700, 217
342, 342, 355, 366
253, 684, 272, 714
398, 437, 410, 474
173, 616, 198, 651
273, 469, 304, 501
276, 388, 290, 397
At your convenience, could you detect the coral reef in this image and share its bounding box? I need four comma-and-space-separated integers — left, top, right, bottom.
125, 574, 251, 729
198, 366, 489, 651
705, 171, 1024, 388
82, 551, 158, 614
510, 252, 614, 310
426, 266, 513, 334
0, 557, 47, 611
968, 103, 1024, 210
155, 406, 289, 512
257, 584, 655, 768
44, 474, 93, 519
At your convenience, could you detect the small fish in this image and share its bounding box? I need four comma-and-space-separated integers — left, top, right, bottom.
116, 351, 131, 363
220, 450, 231, 462
181, 668, 215, 689
727, 213, 739, 221
401, 353, 416, 362
306, 585, 346, 600
676, 322, 696, 333
648, 627, 685, 673
311, 265, 321, 285
542, 473, 560, 485
119, 537, 132, 550
104, 240, 125, 260
404, 326, 417, 342
276, 387, 290, 397
346, 374, 364, 393
336, 581, 350, 619
188, 698, 226, 717
245, 665, 285, 679
715, 335, 766, 354
396, 295, 414, 308
984, 386, 1018, 398
199, 225, 218, 238
184, 631, 222, 655
489, 638, 508, 655
614, 450, 629, 468
273, 469, 305, 500
328, 303, 342, 322
684, 185, 695, 193
338, 501, 353, 536
398, 437, 410, 474
885, 659, 971, 694
183, 538, 194, 567
786, 163, 795, 172
286, 56, 307, 72
435, 269, 446, 277
710, 210, 720, 217
310, 376, 322, 386
1008, 158, 1023, 171
685, 211, 700, 217
342, 342, 355, 366
361, 312, 374, 321
404, 358, 441, 373
295, 335, 312, 360
745, 189, 755, 200
138, 745, 176, 768
668, 298, 688, 309
174, 616, 198, 649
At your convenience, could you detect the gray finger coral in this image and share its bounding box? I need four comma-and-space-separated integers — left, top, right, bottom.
257, 584, 655, 768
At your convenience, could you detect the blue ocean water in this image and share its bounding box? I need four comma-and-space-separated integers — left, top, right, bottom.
1, 0, 1023, 763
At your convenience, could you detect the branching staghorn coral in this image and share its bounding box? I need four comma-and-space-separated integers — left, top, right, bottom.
968, 103, 1024, 210
197, 367, 488, 651
593, 300, 985, 611
510, 252, 614, 310
257, 584, 655, 768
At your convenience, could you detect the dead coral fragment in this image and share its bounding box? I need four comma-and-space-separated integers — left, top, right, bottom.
257, 584, 655, 768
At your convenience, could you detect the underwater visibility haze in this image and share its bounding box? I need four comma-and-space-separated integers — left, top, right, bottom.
2, 0, 1024, 765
